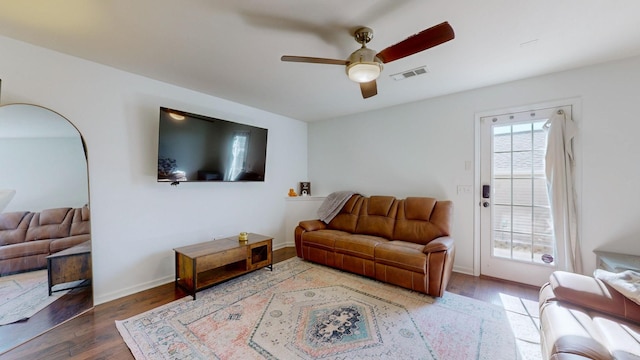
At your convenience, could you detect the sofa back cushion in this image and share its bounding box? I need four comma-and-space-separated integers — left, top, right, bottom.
26, 207, 73, 241
393, 197, 452, 245
0, 211, 34, 246
327, 195, 363, 233
354, 196, 398, 239
70, 205, 91, 236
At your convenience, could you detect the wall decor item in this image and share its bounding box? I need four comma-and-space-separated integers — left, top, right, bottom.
299, 182, 311, 196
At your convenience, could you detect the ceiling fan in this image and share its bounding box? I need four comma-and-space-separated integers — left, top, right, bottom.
281, 21, 454, 99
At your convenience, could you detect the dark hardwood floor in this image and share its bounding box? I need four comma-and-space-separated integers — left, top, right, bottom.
0, 279, 93, 355
1, 247, 540, 360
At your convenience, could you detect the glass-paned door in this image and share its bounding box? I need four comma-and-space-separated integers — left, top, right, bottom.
480, 106, 570, 286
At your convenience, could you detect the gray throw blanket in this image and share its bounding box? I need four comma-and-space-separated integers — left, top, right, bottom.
318, 191, 355, 223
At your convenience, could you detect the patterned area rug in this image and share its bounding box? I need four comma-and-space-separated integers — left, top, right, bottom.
116, 258, 541, 359
0, 270, 70, 326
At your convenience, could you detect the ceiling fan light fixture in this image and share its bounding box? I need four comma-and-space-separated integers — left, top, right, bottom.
347, 62, 382, 83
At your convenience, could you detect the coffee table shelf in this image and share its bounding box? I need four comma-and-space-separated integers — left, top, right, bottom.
174, 233, 272, 299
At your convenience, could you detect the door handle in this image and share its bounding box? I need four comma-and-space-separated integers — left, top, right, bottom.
482, 201, 490, 208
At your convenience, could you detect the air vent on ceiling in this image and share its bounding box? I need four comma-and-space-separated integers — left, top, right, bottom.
390, 66, 429, 81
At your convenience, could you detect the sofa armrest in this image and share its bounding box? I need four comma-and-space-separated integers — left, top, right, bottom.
549, 271, 640, 324
298, 220, 327, 232
422, 236, 454, 254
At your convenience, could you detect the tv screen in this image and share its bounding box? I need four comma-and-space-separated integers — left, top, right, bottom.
157, 107, 268, 182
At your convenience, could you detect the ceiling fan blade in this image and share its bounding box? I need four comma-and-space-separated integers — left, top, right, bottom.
281, 55, 348, 65
376, 22, 454, 64
360, 80, 377, 99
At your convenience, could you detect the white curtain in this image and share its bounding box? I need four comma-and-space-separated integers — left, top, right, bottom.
544, 110, 581, 273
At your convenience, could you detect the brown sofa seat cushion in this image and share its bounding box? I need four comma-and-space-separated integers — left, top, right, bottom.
354, 196, 398, 239
301, 229, 350, 252
334, 234, 386, 260
375, 241, 426, 273
0, 239, 50, 261
393, 197, 452, 245
0, 212, 33, 246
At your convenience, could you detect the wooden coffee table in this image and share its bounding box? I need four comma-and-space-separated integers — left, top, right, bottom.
47, 240, 92, 296
174, 233, 273, 299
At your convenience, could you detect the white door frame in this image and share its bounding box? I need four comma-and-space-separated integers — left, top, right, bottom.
473, 98, 582, 278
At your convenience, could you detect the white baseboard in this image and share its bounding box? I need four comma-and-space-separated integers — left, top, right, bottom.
276, 242, 296, 250
453, 265, 475, 276
94, 275, 174, 305
96, 256, 473, 305
96, 243, 298, 305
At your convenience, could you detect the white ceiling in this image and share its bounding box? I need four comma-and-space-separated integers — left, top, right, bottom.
1, 0, 640, 122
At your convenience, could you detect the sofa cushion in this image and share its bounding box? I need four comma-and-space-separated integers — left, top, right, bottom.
354, 196, 397, 239
334, 234, 386, 260
540, 285, 640, 360
375, 241, 426, 273
301, 229, 350, 252
549, 271, 640, 324
81, 205, 90, 221
327, 195, 363, 233
0, 239, 50, 260
540, 299, 613, 360
594, 315, 640, 359
0, 212, 33, 246
39, 207, 72, 225
393, 198, 452, 245
26, 208, 73, 241
70, 206, 91, 236
541, 272, 640, 360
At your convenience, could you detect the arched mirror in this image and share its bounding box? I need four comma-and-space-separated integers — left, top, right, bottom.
0, 104, 92, 354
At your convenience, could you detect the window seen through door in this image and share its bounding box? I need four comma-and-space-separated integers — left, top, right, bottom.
491, 121, 554, 264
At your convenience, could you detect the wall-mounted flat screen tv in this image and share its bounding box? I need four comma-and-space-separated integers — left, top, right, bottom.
157, 107, 268, 182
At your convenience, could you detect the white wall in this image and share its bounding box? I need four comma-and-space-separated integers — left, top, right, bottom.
309, 55, 640, 277
0, 137, 88, 211
0, 35, 308, 304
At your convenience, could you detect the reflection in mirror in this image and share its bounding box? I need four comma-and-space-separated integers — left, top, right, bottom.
0, 104, 92, 354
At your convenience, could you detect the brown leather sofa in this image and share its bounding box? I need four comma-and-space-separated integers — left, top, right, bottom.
0, 206, 90, 276
539, 271, 640, 359
294, 195, 454, 297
